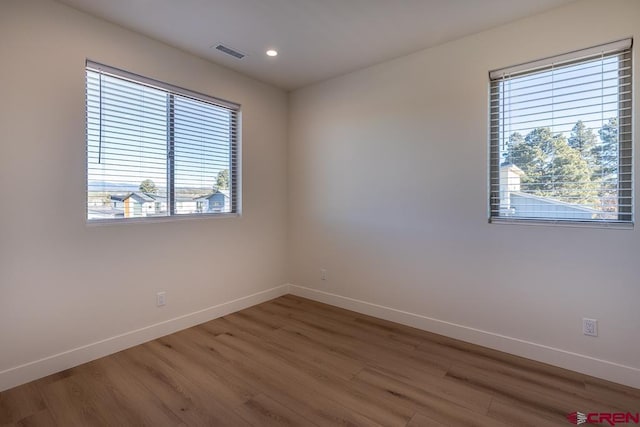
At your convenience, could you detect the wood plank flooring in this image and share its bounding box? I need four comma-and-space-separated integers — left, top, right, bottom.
1, 295, 639, 426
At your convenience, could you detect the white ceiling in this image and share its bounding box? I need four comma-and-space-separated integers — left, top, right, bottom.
58, 0, 575, 91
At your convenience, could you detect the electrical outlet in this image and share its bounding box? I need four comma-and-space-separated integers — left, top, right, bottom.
320, 268, 327, 281
157, 291, 166, 307
583, 318, 598, 337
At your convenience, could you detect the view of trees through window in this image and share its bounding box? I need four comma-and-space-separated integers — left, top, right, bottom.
491, 48, 631, 222
503, 117, 619, 210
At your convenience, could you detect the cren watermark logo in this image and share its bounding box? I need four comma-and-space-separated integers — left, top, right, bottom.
567, 412, 588, 425
566, 412, 640, 426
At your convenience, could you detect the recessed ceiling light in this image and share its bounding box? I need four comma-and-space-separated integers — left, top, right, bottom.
266, 49, 278, 57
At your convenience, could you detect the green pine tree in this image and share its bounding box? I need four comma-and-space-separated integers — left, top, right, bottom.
594, 117, 618, 178
504, 131, 545, 194
569, 120, 598, 174
568, 120, 597, 154
215, 169, 229, 190
593, 117, 619, 212
505, 125, 598, 206
544, 137, 597, 204
139, 179, 158, 194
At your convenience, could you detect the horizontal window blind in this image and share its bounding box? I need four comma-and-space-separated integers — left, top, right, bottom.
489, 39, 632, 224
86, 61, 239, 221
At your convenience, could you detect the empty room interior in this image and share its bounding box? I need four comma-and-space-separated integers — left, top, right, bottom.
1, 0, 640, 425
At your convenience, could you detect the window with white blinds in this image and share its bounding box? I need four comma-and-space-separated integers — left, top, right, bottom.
86, 61, 240, 221
489, 39, 632, 225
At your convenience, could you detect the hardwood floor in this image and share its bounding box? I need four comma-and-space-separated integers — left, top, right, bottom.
1, 295, 639, 426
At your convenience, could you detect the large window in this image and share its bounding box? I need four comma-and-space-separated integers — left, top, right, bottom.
86, 61, 240, 222
489, 39, 632, 225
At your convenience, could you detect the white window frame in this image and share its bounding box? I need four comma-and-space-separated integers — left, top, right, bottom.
85, 61, 241, 224
488, 39, 633, 227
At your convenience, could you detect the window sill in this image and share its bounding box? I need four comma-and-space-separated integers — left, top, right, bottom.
489, 217, 634, 230
86, 212, 241, 227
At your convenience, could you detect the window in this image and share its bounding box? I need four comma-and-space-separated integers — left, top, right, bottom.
86, 61, 240, 221
489, 39, 632, 225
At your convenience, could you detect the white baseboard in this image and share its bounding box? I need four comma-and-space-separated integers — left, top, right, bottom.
0, 284, 289, 392
4, 283, 638, 392
288, 284, 640, 389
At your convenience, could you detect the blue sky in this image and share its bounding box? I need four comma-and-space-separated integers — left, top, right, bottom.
494, 54, 621, 152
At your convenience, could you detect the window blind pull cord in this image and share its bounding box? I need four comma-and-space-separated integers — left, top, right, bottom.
98, 71, 103, 164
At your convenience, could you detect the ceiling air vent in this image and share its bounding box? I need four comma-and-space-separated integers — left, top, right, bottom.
215, 44, 246, 60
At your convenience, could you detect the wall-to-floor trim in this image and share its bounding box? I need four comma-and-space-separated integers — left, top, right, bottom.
288, 284, 640, 389
4, 283, 639, 392
0, 284, 290, 392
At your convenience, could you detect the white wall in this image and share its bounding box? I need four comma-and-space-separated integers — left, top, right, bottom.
2, 0, 639, 392
288, 0, 640, 387
0, 0, 288, 390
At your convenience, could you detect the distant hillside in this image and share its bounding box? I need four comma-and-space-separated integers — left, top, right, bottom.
88, 181, 140, 192
88, 181, 212, 193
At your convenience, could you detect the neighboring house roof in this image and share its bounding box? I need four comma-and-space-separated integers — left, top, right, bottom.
109, 190, 228, 203
110, 192, 160, 203
194, 189, 230, 201
109, 193, 129, 202
510, 191, 602, 214
129, 192, 158, 203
